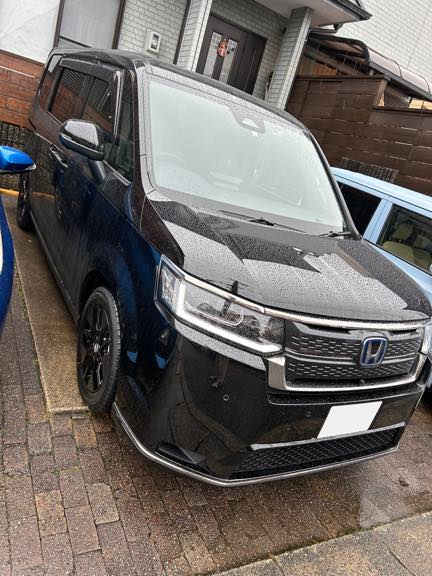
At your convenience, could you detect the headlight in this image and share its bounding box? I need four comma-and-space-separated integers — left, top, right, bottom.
156, 257, 284, 354
422, 322, 432, 356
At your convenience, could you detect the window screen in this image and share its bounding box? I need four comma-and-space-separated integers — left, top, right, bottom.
50, 68, 91, 123
340, 184, 381, 235
378, 206, 432, 275
108, 73, 134, 180
57, 0, 122, 49
39, 55, 62, 109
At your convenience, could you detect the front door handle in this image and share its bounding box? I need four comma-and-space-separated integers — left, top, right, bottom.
49, 147, 68, 169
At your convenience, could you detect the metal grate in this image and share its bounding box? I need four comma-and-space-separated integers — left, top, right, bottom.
0, 121, 31, 190
231, 428, 400, 479
287, 358, 415, 383
288, 332, 421, 360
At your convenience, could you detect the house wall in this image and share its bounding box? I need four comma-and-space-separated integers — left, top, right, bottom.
118, 0, 286, 99
0, 0, 60, 63
118, 0, 188, 63
288, 75, 432, 195
337, 0, 432, 83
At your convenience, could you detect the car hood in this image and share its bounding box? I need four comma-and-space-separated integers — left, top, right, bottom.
143, 190, 431, 323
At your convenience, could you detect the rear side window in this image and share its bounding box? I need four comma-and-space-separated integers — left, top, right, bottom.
378, 205, 432, 275
50, 67, 91, 123
39, 55, 62, 109
339, 184, 381, 235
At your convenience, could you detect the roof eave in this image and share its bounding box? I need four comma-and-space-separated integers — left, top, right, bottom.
331, 0, 372, 22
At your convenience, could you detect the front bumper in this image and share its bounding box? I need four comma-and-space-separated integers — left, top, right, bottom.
115, 325, 430, 486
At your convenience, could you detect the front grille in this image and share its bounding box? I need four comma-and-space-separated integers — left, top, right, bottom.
286, 358, 415, 382
230, 428, 400, 480
284, 322, 423, 390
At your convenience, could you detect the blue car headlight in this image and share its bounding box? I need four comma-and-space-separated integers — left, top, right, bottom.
156, 256, 284, 355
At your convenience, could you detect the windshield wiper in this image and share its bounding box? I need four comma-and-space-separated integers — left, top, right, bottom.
219, 210, 304, 232
321, 230, 352, 238
248, 217, 276, 226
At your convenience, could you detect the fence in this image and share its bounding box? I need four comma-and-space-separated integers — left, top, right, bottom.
287, 75, 432, 196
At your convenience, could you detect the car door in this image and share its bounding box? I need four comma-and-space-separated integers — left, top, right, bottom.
55, 65, 122, 298
369, 200, 432, 302
30, 58, 93, 290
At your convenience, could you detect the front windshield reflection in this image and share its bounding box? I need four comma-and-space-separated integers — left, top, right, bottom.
148, 78, 345, 231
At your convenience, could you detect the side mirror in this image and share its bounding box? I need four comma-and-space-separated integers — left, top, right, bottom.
0, 146, 35, 175
59, 120, 104, 161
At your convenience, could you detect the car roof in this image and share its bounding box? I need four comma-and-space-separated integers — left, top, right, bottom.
332, 167, 432, 213
48, 48, 305, 132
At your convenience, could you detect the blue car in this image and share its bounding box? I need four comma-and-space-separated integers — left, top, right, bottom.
0, 146, 35, 332
333, 168, 432, 304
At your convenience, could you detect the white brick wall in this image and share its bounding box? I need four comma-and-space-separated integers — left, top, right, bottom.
118, 0, 188, 62
337, 0, 432, 82
177, 0, 212, 70
267, 7, 312, 108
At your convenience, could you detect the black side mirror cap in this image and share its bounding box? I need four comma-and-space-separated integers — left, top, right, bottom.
59, 119, 105, 162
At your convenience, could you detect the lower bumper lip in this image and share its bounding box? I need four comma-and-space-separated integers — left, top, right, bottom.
113, 402, 401, 487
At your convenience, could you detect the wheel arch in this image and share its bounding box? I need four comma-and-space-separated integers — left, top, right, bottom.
79, 250, 139, 355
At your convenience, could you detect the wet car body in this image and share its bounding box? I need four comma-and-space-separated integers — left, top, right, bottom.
24, 49, 432, 485
0, 195, 13, 333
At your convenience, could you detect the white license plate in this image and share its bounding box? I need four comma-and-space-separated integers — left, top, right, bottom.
318, 401, 382, 439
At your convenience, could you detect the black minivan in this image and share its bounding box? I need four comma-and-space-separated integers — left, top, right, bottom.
20, 49, 432, 485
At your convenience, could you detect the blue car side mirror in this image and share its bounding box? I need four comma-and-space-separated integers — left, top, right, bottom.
0, 146, 35, 175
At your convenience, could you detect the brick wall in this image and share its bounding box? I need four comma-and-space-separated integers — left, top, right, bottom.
118, 0, 188, 63
0, 50, 43, 128
336, 0, 432, 83
288, 75, 432, 196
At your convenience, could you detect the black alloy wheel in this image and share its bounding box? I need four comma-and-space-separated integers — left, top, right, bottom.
77, 287, 121, 412
17, 173, 32, 230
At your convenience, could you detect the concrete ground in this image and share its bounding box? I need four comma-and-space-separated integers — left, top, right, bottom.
2, 194, 432, 575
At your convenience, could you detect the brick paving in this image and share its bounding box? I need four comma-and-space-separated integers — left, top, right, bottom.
2, 279, 432, 575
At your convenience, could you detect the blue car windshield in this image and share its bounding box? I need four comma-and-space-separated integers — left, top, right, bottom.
147, 75, 345, 231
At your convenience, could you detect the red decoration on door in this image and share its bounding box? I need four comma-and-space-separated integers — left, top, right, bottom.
217, 39, 228, 58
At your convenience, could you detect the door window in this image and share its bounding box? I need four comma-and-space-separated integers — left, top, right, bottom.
83, 77, 114, 157
339, 184, 381, 234
219, 39, 238, 84
50, 67, 91, 123
378, 205, 432, 275
108, 74, 134, 181
203, 32, 222, 77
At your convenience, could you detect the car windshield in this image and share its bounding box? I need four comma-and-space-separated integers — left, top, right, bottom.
147, 76, 345, 231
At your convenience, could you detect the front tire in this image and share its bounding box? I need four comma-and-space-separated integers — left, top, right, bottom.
17, 173, 32, 230
77, 287, 121, 413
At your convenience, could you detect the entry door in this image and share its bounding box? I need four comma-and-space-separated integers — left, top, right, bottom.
197, 15, 266, 94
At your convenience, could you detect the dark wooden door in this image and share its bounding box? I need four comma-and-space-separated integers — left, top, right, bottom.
196, 15, 266, 94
